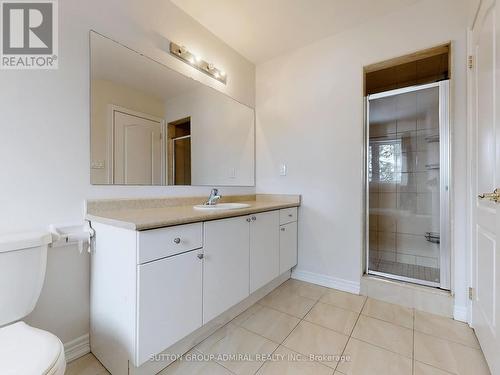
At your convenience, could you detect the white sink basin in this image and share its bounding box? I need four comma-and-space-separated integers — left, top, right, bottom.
193, 203, 251, 211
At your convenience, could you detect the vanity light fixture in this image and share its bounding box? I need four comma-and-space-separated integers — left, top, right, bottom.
169, 42, 227, 84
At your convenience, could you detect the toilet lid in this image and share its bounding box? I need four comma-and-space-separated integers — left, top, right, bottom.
0, 321, 62, 375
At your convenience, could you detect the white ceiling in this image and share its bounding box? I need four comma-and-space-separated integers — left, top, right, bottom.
171, 0, 420, 64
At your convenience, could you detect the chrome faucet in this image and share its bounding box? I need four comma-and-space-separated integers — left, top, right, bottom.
205, 188, 222, 205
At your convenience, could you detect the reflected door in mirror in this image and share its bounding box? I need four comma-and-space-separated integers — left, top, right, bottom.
114, 111, 163, 185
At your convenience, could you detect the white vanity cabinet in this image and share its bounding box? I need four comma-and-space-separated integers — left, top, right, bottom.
203, 216, 250, 323
137, 249, 203, 365
279, 208, 298, 273
249, 211, 280, 293
90, 206, 298, 375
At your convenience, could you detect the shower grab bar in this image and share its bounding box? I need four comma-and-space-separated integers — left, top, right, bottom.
425, 232, 440, 244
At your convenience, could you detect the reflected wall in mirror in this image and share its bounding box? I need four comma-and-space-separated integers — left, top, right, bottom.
90, 31, 255, 186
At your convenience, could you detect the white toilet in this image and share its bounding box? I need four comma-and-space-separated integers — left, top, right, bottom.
0, 232, 66, 374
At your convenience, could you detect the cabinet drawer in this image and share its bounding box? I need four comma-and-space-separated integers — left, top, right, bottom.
137, 223, 202, 264
280, 207, 297, 225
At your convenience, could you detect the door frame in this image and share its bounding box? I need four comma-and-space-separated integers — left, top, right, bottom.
364, 81, 452, 290
107, 105, 165, 184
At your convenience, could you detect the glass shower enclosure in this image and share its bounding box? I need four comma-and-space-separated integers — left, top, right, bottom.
365, 81, 450, 289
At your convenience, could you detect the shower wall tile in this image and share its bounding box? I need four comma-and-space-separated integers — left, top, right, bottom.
378, 180, 397, 193
369, 231, 378, 251
370, 122, 397, 137
379, 250, 397, 262
397, 253, 417, 265
379, 193, 397, 209
397, 214, 439, 235
417, 193, 439, 216
398, 173, 417, 193
398, 192, 417, 212
369, 214, 378, 231
378, 232, 396, 252
369, 193, 379, 209
416, 129, 439, 152
415, 256, 439, 268
416, 149, 439, 172
378, 214, 396, 232
396, 233, 439, 258
416, 171, 439, 193
397, 118, 417, 132
399, 131, 417, 152
399, 152, 417, 173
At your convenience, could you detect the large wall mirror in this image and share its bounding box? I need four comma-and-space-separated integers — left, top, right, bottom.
90, 31, 255, 186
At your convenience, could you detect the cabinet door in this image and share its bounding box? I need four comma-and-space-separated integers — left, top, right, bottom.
250, 211, 280, 293
203, 216, 250, 323
280, 221, 298, 274
136, 250, 202, 366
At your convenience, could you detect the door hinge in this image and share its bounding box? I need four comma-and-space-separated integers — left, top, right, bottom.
469, 287, 474, 300
468, 55, 474, 69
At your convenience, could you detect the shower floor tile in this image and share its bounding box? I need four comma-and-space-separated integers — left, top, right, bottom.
370, 259, 440, 283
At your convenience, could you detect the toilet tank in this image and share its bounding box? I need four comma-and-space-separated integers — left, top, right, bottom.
0, 232, 52, 326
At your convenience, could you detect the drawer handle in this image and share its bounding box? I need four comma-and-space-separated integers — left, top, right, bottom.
288, 214, 293, 217
173, 238, 181, 244
251, 216, 256, 221
281, 227, 286, 231
246, 218, 251, 223
197, 253, 204, 259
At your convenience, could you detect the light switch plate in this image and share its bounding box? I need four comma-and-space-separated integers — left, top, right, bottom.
279, 163, 287, 176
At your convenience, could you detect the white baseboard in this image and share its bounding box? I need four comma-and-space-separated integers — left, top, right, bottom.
64, 333, 90, 363
292, 269, 360, 294
453, 305, 468, 323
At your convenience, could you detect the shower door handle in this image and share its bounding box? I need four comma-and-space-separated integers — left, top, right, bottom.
478, 188, 500, 203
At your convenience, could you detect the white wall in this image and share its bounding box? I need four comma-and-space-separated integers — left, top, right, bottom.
165, 86, 255, 186
91, 79, 166, 184
0, 0, 255, 345
256, 0, 469, 314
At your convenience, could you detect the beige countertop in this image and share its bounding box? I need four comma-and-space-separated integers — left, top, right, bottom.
86, 194, 300, 231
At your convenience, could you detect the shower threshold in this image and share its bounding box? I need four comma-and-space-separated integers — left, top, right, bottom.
368, 262, 440, 288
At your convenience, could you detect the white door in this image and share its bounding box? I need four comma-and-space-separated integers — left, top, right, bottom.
250, 211, 280, 293
280, 221, 298, 274
471, 0, 500, 372
114, 111, 162, 185
203, 216, 250, 323
136, 249, 203, 365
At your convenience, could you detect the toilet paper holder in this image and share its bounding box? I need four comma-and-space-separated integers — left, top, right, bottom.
49, 221, 95, 253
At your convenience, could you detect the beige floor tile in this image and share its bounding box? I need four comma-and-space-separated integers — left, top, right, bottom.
65, 353, 110, 375
414, 360, 454, 375
337, 338, 412, 375
195, 323, 279, 375
319, 289, 367, 313
258, 288, 316, 318
256, 346, 334, 375
304, 302, 359, 335
414, 310, 480, 348
351, 315, 413, 358
414, 331, 490, 375
240, 305, 300, 343
232, 303, 264, 326
196, 323, 236, 353
361, 298, 413, 329
276, 279, 328, 300
283, 320, 349, 368
159, 350, 233, 375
